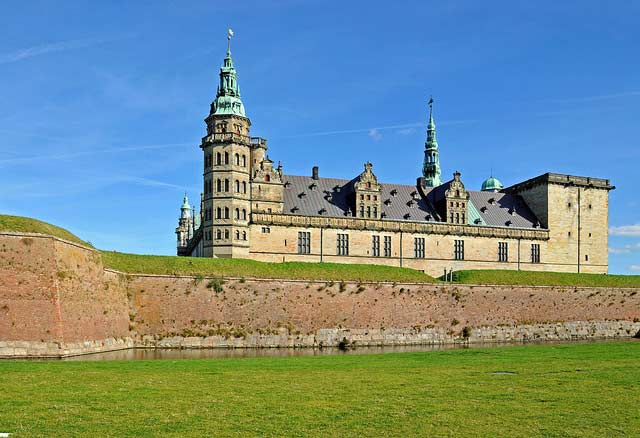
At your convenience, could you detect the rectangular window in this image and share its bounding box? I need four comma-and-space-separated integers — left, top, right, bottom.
383, 236, 392, 257
297, 231, 311, 254
414, 237, 425, 258
261, 227, 270, 234
531, 244, 541, 264
498, 242, 508, 262
454, 240, 464, 260
372, 235, 380, 257
337, 233, 349, 256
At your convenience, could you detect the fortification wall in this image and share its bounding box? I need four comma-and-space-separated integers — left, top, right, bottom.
129, 275, 640, 348
0, 233, 132, 357
0, 232, 638, 357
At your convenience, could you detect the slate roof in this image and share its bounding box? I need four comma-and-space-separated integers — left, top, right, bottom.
282, 174, 542, 229
468, 191, 540, 228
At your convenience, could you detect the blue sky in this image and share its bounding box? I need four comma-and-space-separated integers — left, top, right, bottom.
1, 1, 638, 274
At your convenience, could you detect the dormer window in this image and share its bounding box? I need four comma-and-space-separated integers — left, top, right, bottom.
480, 206, 487, 213
505, 220, 512, 226
284, 181, 291, 188
291, 206, 299, 213
309, 183, 317, 190
390, 189, 398, 196
384, 199, 391, 206
319, 208, 326, 215
404, 213, 411, 219
488, 198, 495, 205
298, 192, 306, 198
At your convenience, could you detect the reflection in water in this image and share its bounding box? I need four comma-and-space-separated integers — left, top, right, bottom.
61, 338, 637, 362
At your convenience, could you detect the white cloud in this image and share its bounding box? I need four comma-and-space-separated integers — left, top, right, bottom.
368, 128, 382, 141
609, 243, 640, 254
0, 36, 130, 65
397, 128, 416, 135
629, 265, 640, 272
610, 224, 640, 237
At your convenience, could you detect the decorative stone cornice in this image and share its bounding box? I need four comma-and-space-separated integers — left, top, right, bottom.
252, 213, 549, 240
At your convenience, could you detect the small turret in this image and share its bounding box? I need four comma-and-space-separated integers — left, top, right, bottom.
481, 175, 504, 192
176, 194, 192, 253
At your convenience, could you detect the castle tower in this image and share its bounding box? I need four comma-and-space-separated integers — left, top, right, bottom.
176, 194, 192, 254
200, 30, 252, 258
422, 97, 442, 187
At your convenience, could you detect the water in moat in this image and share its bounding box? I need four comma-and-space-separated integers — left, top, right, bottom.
60, 338, 637, 361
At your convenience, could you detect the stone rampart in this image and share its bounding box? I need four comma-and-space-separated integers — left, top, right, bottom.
1, 232, 638, 357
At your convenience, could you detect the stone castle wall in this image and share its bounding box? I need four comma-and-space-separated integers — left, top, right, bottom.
0, 232, 637, 357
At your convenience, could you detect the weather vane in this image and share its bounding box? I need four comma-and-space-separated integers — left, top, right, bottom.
227, 28, 234, 52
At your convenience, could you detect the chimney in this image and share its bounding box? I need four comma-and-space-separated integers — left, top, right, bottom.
312, 166, 319, 180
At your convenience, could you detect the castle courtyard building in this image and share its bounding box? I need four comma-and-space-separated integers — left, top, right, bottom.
176, 36, 614, 277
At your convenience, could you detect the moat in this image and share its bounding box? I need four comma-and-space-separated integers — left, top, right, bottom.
51, 338, 638, 361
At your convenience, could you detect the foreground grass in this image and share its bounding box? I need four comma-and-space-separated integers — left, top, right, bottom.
449, 269, 640, 288
100, 251, 435, 282
0, 214, 91, 247
0, 342, 638, 437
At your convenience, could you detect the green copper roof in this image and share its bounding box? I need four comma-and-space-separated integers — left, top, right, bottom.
481, 176, 504, 192
467, 200, 486, 225
422, 97, 442, 187
211, 35, 246, 117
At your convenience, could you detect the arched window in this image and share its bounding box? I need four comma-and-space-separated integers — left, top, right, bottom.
235, 153, 240, 165
224, 229, 229, 239
367, 206, 371, 218
242, 231, 247, 240
235, 180, 240, 193
216, 229, 222, 240
224, 179, 229, 192
265, 174, 270, 182
461, 213, 465, 223
235, 208, 240, 219
242, 209, 247, 220
224, 152, 229, 165
242, 181, 247, 194
224, 207, 229, 219
216, 152, 221, 165
456, 212, 460, 224
216, 207, 221, 219
235, 230, 240, 240
242, 155, 246, 167
216, 179, 222, 192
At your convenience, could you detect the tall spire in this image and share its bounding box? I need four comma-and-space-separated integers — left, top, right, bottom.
211, 28, 246, 117
422, 97, 442, 187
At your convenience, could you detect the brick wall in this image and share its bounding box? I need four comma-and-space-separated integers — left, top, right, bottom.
0, 232, 636, 357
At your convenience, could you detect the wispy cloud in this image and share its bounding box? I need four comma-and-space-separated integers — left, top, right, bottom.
609, 224, 640, 237
629, 265, 640, 272
0, 35, 131, 65
397, 127, 416, 135
282, 119, 475, 139
368, 128, 382, 141
545, 91, 640, 104
609, 242, 640, 254
0, 142, 192, 167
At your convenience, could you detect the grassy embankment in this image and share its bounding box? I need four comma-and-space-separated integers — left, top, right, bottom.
447, 269, 640, 288
3, 214, 640, 286
0, 214, 92, 247
0, 341, 638, 436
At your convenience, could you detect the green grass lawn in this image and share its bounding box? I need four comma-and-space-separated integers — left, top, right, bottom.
100, 251, 435, 283
448, 269, 640, 288
0, 341, 638, 437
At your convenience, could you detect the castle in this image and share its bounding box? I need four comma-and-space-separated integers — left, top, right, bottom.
175, 35, 614, 277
